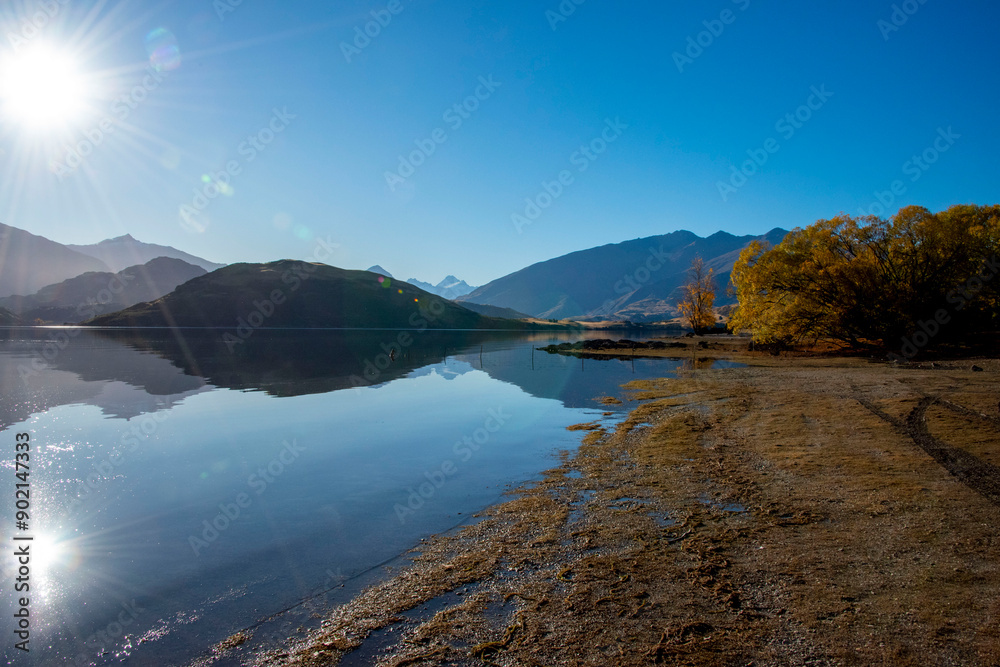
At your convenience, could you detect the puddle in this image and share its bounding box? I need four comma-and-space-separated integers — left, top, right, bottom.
697, 493, 747, 513
339, 589, 471, 666
648, 511, 678, 527
567, 489, 596, 524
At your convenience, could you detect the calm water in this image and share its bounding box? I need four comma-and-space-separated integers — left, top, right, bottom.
0, 328, 720, 665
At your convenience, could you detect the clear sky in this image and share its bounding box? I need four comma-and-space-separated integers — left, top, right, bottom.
1, 0, 997, 286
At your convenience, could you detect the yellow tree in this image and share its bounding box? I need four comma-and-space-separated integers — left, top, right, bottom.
729, 240, 786, 343
677, 257, 716, 333
730, 204, 1000, 349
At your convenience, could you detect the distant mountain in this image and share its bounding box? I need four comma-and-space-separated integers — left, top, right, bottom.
366, 265, 393, 278
458, 228, 790, 322
1, 257, 207, 324
407, 275, 476, 300
365, 265, 475, 299
0, 222, 111, 298
85, 262, 546, 331
67, 234, 224, 273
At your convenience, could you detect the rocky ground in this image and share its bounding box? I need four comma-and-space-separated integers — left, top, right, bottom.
218, 341, 1000, 666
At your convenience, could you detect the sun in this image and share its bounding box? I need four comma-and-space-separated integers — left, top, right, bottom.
0, 43, 89, 131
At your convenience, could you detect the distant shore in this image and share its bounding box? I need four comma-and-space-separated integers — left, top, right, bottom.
220, 338, 999, 666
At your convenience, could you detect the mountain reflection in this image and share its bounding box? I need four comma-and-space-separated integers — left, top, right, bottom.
92, 328, 539, 396
0, 327, 696, 425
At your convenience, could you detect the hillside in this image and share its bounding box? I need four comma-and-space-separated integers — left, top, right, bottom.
67, 234, 224, 272
0, 306, 20, 325
0, 257, 206, 324
459, 302, 531, 320
85, 261, 543, 330
0, 222, 110, 298
458, 228, 789, 322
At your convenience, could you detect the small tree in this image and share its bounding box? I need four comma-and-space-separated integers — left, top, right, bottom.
678, 257, 716, 334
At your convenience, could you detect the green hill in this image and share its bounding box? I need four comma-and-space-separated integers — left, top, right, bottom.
84, 261, 547, 331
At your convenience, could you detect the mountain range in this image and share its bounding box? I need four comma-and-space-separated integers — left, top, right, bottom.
66, 234, 225, 273
0, 221, 791, 329
0, 257, 207, 324
406, 275, 476, 300
458, 228, 790, 322
366, 266, 477, 300
0, 222, 110, 298
0, 223, 223, 299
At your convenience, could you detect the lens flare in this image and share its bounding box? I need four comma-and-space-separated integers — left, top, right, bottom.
145, 28, 181, 72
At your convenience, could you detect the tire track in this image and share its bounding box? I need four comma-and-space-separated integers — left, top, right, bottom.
934, 397, 1000, 432
856, 395, 1000, 506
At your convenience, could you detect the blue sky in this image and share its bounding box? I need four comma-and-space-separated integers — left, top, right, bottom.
0, 0, 997, 286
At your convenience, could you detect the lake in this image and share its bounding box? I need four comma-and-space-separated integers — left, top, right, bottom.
0, 328, 722, 665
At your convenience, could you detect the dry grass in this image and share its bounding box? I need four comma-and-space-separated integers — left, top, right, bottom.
567, 421, 603, 431
249, 342, 1000, 667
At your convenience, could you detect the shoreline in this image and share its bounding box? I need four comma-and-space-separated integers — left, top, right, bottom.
216, 342, 999, 666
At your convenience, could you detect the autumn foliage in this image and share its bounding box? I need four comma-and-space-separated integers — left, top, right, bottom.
677, 256, 716, 334
729, 205, 1000, 349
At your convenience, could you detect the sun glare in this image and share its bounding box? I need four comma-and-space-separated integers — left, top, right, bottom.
28, 530, 80, 599
0, 44, 88, 131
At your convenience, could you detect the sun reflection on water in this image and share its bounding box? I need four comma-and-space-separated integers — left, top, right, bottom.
27, 530, 81, 603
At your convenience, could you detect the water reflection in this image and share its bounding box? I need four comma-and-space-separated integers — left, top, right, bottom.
92, 328, 534, 396
0, 327, 714, 665
1, 327, 709, 416
82, 328, 701, 409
